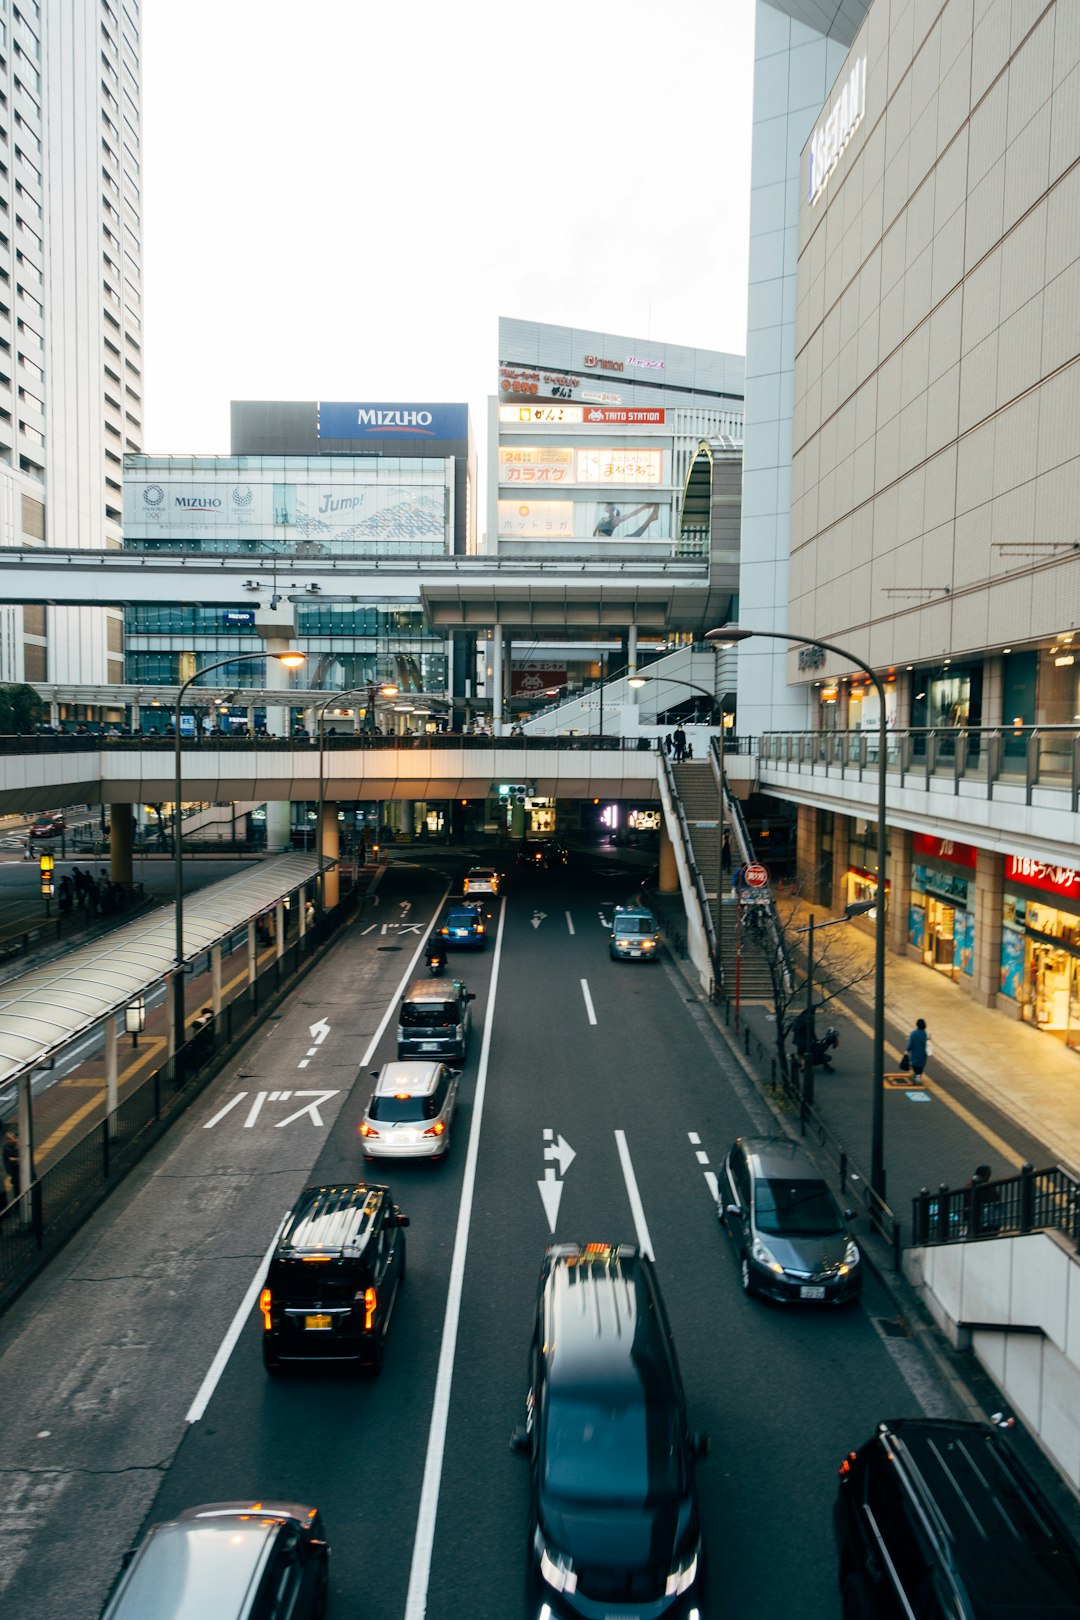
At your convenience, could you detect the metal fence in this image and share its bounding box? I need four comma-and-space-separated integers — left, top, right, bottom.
0, 905, 343, 1308
911, 1163, 1080, 1248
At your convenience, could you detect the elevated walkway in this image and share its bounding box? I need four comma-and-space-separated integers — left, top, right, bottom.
523, 645, 735, 738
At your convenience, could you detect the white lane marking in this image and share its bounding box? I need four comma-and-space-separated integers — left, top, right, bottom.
274, 1090, 338, 1128
565, 911, 575, 935
580, 978, 597, 1025
243, 1092, 267, 1128
704, 1170, 720, 1205
186, 1216, 286, 1424
688, 1132, 701, 1145
358, 885, 451, 1072
695, 1150, 710, 1166
614, 1130, 654, 1261
404, 896, 507, 1620
203, 1092, 247, 1130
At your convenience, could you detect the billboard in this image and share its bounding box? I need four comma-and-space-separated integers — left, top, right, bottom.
511, 662, 567, 697
498, 499, 669, 540
127, 480, 273, 528
318, 402, 469, 441
498, 446, 664, 488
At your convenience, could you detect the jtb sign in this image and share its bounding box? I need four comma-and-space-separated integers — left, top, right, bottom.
808, 57, 866, 205
318, 402, 469, 441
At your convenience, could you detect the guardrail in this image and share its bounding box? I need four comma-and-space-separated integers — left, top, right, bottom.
0, 732, 662, 754
911, 1163, 1080, 1248
661, 752, 718, 974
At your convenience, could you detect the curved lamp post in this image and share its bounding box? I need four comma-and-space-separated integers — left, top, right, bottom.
314, 683, 398, 911
707, 622, 889, 1200
173, 649, 305, 1050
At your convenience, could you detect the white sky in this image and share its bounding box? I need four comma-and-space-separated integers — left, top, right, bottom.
140, 0, 757, 458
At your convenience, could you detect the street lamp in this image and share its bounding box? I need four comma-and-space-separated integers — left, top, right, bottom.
707, 621, 889, 1200
173, 649, 305, 1052
628, 672, 726, 981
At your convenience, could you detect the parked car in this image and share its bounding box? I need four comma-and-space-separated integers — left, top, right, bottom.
511, 1241, 708, 1618
101, 1501, 330, 1620
360, 1060, 460, 1161
835, 1417, 1080, 1618
720, 1136, 861, 1303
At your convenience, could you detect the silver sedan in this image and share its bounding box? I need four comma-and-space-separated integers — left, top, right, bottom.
359, 1060, 460, 1161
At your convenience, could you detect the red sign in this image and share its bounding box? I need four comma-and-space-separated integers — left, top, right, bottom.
1005, 855, 1080, 898
582, 407, 665, 425
912, 833, 977, 868
511, 662, 567, 697
744, 863, 770, 889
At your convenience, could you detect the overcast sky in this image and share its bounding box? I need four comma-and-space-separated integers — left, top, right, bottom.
140, 0, 757, 459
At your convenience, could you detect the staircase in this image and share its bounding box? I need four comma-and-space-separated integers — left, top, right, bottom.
669, 760, 780, 999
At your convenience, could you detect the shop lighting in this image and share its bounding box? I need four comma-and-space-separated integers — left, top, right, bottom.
1055, 655, 1075, 667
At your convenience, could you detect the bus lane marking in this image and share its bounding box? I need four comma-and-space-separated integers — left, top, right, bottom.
580, 978, 597, 1025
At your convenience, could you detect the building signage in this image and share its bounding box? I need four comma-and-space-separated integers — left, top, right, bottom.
583, 407, 665, 424
912, 833, 976, 868
498, 404, 665, 426
497, 499, 669, 541
625, 355, 664, 370
808, 56, 866, 205
499, 404, 584, 425
222, 609, 256, 629
583, 355, 624, 372
127, 481, 273, 528
499, 447, 663, 488
511, 661, 567, 697
498, 366, 625, 405
317, 401, 468, 441
1005, 855, 1080, 898
499, 447, 575, 485
797, 645, 826, 670
576, 447, 662, 486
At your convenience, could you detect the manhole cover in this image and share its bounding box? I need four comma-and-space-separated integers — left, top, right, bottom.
875, 1316, 911, 1339
376, 945, 402, 952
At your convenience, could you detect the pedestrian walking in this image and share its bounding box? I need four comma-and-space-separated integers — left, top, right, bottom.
904, 1017, 930, 1076
58, 874, 74, 914
965, 1163, 999, 1235
663, 733, 673, 757
673, 724, 687, 761
731, 862, 746, 899
721, 829, 732, 876
685, 740, 694, 760
2, 1122, 20, 1201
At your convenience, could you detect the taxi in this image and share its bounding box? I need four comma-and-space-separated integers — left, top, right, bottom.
463, 866, 499, 897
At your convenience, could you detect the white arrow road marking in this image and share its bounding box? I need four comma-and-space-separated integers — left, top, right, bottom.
400, 900, 412, 915
580, 978, 597, 1025
615, 1130, 654, 1260
273, 1089, 338, 1128
544, 1133, 576, 1175
309, 1018, 331, 1043
537, 1167, 564, 1232
599, 914, 611, 929
531, 910, 547, 929
565, 911, 575, 935
203, 1092, 246, 1129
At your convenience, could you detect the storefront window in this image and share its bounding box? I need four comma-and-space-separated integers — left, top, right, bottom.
908, 835, 976, 979
909, 664, 983, 756
1001, 863, 1080, 1052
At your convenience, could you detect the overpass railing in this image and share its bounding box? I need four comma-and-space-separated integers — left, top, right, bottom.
911, 1163, 1080, 1248
0, 732, 664, 755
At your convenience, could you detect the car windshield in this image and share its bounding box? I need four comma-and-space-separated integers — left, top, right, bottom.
369, 1093, 438, 1122
755, 1176, 844, 1237
616, 917, 653, 936
446, 912, 478, 929
400, 1002, 457, 1028
542, 1393, 683, 1507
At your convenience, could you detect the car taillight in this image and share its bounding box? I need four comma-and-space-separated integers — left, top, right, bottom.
258, 1287, 272, 1330
476, 925, 484, 933
359, 1122, 378, 1138
364, 1286, 377, 1329
838, 1451, 856, 1478
424, 1121, 446, 1137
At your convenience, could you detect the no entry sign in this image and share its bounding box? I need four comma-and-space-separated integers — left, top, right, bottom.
744, 863, 770, 889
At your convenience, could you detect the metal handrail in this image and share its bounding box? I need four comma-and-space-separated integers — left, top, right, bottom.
660, 752, 718, 970
911, 1163, 1080, 1248
710, 738, 794, 994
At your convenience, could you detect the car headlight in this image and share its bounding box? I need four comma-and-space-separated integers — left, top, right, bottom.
839, 1239, 860, 1274
536, 1533, 577, 1595
751, 1236, 784, 1273
665, 1545, 699, 1597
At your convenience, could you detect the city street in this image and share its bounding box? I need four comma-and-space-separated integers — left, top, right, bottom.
0, 852, 959, 1619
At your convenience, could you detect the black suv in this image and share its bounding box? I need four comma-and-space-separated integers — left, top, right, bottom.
259, 1183, 408, 1374
835, 1418, 1080, 1619
511, 1242, 707, 1619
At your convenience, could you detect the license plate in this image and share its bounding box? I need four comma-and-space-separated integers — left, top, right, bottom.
421, 1042, 438, 1050
304, 1313, 332, 1331
800, 1286, 825, 1300
630, 950, 641, 957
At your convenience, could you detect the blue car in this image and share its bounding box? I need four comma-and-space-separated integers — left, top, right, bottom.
440, 903, 487, 949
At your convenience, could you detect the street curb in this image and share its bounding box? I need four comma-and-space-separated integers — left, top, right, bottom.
660, 937, 995, 1426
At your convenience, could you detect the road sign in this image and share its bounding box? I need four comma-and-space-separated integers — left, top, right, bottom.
744, 863, 769, 889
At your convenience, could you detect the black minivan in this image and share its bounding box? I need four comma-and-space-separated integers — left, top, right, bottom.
511, 1242, 708, 1619
259, 1183, 408, 1374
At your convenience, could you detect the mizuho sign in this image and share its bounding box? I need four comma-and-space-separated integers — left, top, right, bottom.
808, 56, 866, 206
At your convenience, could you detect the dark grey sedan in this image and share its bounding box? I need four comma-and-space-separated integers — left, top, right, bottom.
720, 1136, 861, 1304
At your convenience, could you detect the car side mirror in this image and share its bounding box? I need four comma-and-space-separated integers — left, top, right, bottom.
692, 1431, 710, 1460
396, 1212, 410, 1228
370, 1070, 380, 1079
120, 1549, 136, 1571
510, 1426, 530, 1454
449, 1069, 462, 1079
725, 1204, 742, 1220
467, 992, 476, 1001
844, 1208, 857, 1221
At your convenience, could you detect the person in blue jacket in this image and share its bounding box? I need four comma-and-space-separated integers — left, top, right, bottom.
905, 1018, 930, 1077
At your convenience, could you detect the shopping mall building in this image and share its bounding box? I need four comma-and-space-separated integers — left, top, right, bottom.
742, 0, 1080, 1047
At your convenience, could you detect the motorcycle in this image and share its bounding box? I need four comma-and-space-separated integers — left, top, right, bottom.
425, 944, 447, 977
792, 1020, 840, 1072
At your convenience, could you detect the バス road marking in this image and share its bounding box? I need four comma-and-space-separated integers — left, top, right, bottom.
404, 896, 507, 1620
615, 1130, 654, 1260
565, 911, 575, 935
580, 978, 597, 1025
186, 1216, 286, 1424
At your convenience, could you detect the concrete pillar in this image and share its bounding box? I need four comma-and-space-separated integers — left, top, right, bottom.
321, 802, 340, 909
659, 819, 679, 894
795, 805, 822, 901
49, 698, 60, 730
110, 802, 134, 888
166, 977, 178, 1058
888, 827, 912, 957
16, 1070, 33, 1202
247, 919, 257, 986
492, 623, 504, 736
401, 801, 416, 841
510, 800, 526, 839
830, 813, 851, 916
105, 1017, 118, 1123
628, 624, 639, 704
972, 848, 1004, 1008
262, 643, 292, 852
211, 943, 222, 1015
299, 886, 308, 939
275, 901, 285, 959
129, 702, 141, 735
246, 704, 255, 733
982, 654, 1004, 728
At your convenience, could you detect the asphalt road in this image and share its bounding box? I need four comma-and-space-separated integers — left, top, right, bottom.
0, 850, 961, 1619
